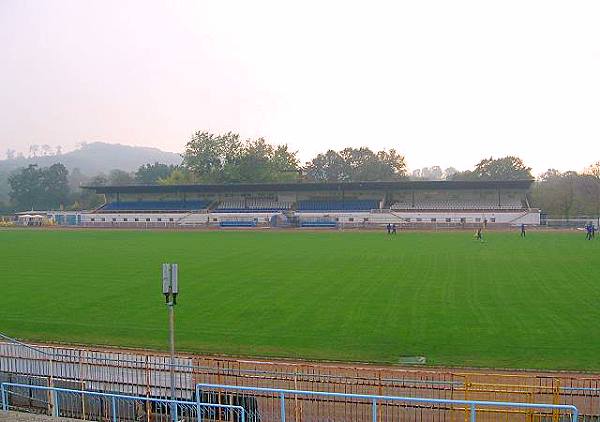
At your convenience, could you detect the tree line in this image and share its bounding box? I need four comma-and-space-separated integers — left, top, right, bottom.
3, 131, 600, 218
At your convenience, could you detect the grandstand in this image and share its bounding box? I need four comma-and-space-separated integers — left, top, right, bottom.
48, 180, 540, 227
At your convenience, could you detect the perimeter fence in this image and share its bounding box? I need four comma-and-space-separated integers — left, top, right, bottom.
1, 334, 599, 421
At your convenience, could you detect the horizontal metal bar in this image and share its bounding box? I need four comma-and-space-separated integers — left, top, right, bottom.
0, 334, 53, 357
561, 386, 600, 392
2, 383, 244, 412
196, 383, 579, 414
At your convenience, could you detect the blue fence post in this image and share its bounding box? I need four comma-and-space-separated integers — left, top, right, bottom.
195, 385, 201, 422
172, 400, 178, 422
53, 391, 59, 417
196, 400, 202, 422
279, 392, 286, 422
572, 407, 579, 422
372, 398, 377, 422
470, 403, 476, 422
111, 395, 117, 422
1, 383, 7, 411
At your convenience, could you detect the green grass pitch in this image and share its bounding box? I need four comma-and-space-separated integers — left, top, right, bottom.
1, 229, 599, 371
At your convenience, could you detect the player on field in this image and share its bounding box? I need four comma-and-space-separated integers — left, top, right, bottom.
520, 223, 526, 238
392, 224, 397, 235
585, 224, 593, 240
476, 227, 483, 241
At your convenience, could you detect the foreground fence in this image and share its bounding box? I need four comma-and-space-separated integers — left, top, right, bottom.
0, 381, 580, 422
2, 334, 600, 420
196, 383, 579, 422
1, 383, 246, 422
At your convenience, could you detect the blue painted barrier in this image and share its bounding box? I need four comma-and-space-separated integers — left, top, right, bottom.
219, 221, 257, 227
300, 222, 337, 227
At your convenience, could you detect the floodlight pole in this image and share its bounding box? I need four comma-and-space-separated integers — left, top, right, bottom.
168, 301, 176, 421
162, 263, 179, 422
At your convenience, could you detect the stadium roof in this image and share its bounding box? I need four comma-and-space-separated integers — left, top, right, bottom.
82, 180, 534, 194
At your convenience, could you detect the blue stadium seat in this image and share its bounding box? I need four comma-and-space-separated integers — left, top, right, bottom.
297, 199, 378, 211
217, 208, 287, 213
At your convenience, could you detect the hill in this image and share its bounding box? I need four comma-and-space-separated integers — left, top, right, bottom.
0, 142, 182, 175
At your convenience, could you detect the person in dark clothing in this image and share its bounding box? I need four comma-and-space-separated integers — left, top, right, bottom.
520, 223, 526, 238
476, 228, 483, 241
386, 223, 391, 235
392, 224, 397, 235
585, 224, 592, 240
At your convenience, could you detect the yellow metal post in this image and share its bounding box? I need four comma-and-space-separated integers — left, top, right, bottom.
552, 379, 560, 422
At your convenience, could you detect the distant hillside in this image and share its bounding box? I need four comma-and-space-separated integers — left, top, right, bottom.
0, 142, 182, 175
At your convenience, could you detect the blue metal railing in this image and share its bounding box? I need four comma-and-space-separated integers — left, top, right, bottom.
196, 383, 580, 422
1, 383, 246, 422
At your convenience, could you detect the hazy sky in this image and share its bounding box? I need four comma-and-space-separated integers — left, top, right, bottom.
1, 1, 599, 174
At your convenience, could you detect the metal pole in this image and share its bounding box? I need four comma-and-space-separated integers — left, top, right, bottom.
54, 390, 60, 418
372, 399, 378, 422
49, 349, 57, 417
1, 383, 7, 411
111, 396, 117, 422
169, 302, 176, 422
280, 392, 286, 422
470, 404, 476, 422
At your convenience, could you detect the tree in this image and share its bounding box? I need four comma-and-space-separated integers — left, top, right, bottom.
8, 165, 44, 210
68, 168, 87, 190
304, 147, 406, 182
182, 131, 242, 182
69, 173, 107, 210
416, 166, 443, 180
376, 149, 407, 179
135, 162, 178, 184
538, 168, 562, 182
158, 168, 194, 185
182, 131, 299, 183
270, 144, 301, 182
530, 170, 581, 219
472, 156, 532, 180
41, 164, 70, 208
582, 162, 600, 217
108, 169, 134, 186
223, 138, 299, 183
451, 156, 532, 181
304, 150, 347, 182
5, 149, 15, 160
89, 174, 108, 186
450, 170, 474, 181
443, 167, 458, 180
8, 163, 70, 210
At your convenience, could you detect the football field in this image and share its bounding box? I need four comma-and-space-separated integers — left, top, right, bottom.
1, 228, 599, 371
